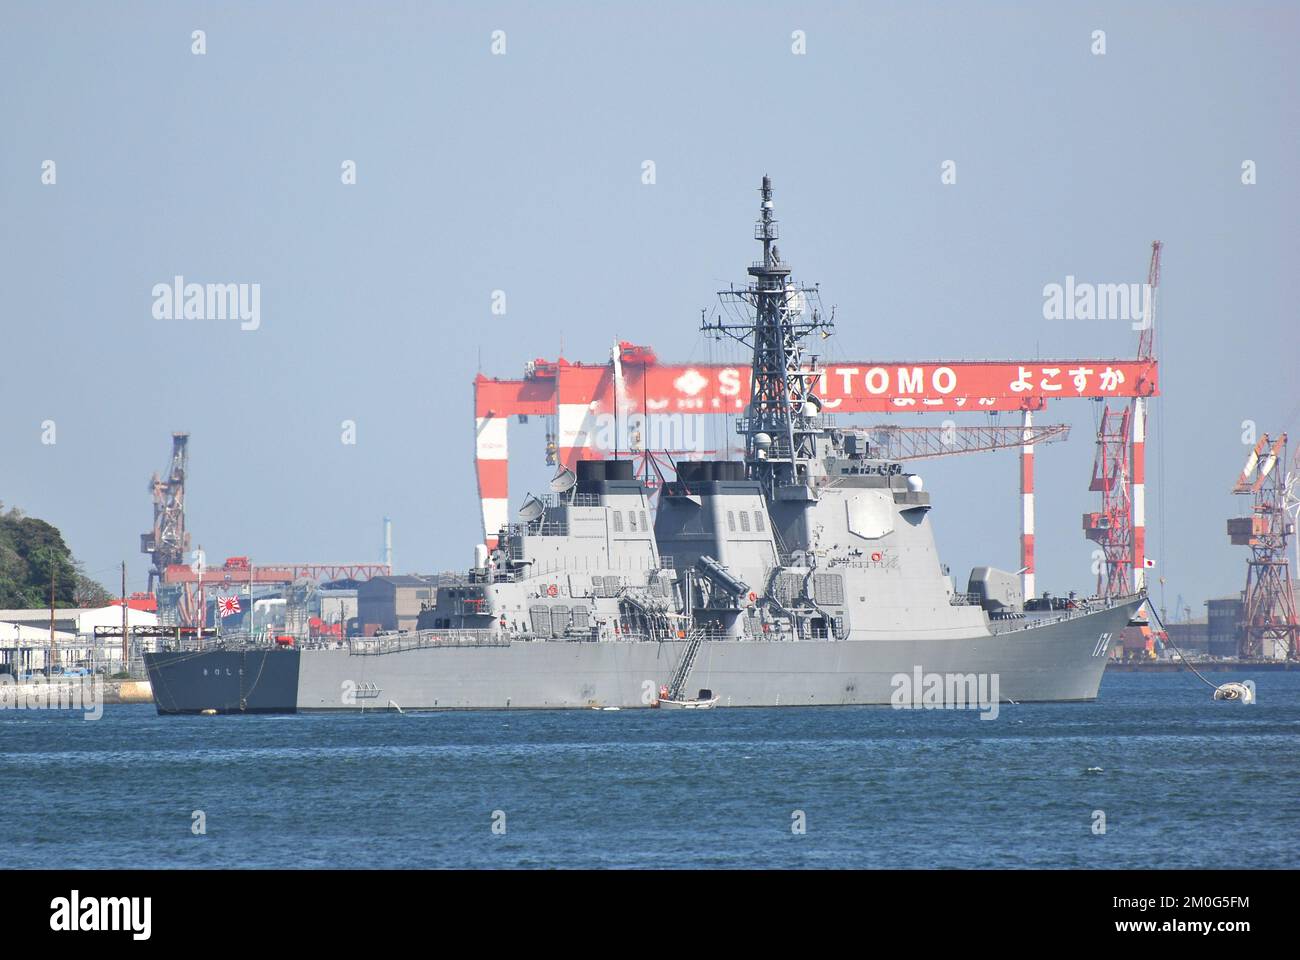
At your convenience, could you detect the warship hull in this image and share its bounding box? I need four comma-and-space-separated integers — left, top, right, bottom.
144, 179, 1150, 718
144, 598, 1140, 714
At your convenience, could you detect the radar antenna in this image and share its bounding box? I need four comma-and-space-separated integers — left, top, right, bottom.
701, 176, 834, 495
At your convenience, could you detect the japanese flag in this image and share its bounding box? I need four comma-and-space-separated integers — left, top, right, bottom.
1143, 558, 1156, 568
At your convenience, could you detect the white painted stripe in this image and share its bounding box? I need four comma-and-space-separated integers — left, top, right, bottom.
481, 498, 509, 539
1132, 484, 1145, 528
1023, 572, 1035, 599
558, 402, 597, 449
1132, 397, 1145, 443
474, 416, 508, 459
1022, 493, 1035, 536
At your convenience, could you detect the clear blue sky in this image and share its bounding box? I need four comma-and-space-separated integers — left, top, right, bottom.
2, 2, 1296, 620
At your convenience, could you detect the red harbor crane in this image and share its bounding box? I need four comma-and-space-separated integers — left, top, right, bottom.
1229, 433, 1299, 658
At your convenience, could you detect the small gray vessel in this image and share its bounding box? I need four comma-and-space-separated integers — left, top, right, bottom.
145, 177, 1142, 714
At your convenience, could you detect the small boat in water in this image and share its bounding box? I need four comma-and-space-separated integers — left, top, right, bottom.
656, 688, 719, 710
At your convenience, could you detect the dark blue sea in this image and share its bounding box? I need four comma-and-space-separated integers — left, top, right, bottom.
3, 672, 1297, 869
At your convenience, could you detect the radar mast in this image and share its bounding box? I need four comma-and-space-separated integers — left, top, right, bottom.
702, 176, 834, 496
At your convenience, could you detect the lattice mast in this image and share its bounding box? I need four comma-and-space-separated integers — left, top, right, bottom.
1286, 445, 1300, 569
141, 432, 191, 594
1083, 407, 1133, 598
1229, 433, 1299, 658
1083, 241, 1160, 599
702, 176, 833, 496
1130, 241, 1161, 594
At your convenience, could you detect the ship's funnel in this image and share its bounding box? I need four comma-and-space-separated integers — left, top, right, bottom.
605, 460, 635, 481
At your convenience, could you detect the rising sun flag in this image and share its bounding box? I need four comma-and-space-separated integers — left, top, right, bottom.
216, 595, 242, 618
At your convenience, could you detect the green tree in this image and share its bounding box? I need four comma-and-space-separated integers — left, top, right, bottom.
0, 506, 103, 608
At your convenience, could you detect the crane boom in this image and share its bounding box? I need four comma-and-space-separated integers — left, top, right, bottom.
848, 422, 1070, 461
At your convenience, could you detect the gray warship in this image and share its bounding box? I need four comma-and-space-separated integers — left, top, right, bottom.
144, 177, 1143, 714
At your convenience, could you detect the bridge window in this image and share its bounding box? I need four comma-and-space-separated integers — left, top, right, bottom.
739, 511, 751, 532
727, 511, 736, 532
755, 512, 766, 532
628, 511, 637, 531
613, 512, 624, 532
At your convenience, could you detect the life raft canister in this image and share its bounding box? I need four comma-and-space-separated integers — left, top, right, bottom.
547, 584, 558, 597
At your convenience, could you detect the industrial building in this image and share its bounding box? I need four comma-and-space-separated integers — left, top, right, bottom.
1164, 619, 1209, 657
1206, 596, 1247, 658
0, 619, 76, 674
355, 575, 438, 634
0, 602, 159, 674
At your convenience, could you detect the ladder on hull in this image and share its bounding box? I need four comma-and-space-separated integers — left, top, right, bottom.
667, 631, 706, 701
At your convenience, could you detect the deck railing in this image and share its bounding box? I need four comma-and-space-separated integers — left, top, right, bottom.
348, 629, 509, 655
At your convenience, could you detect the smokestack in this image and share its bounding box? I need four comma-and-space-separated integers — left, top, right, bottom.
383, 516, 393, 571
